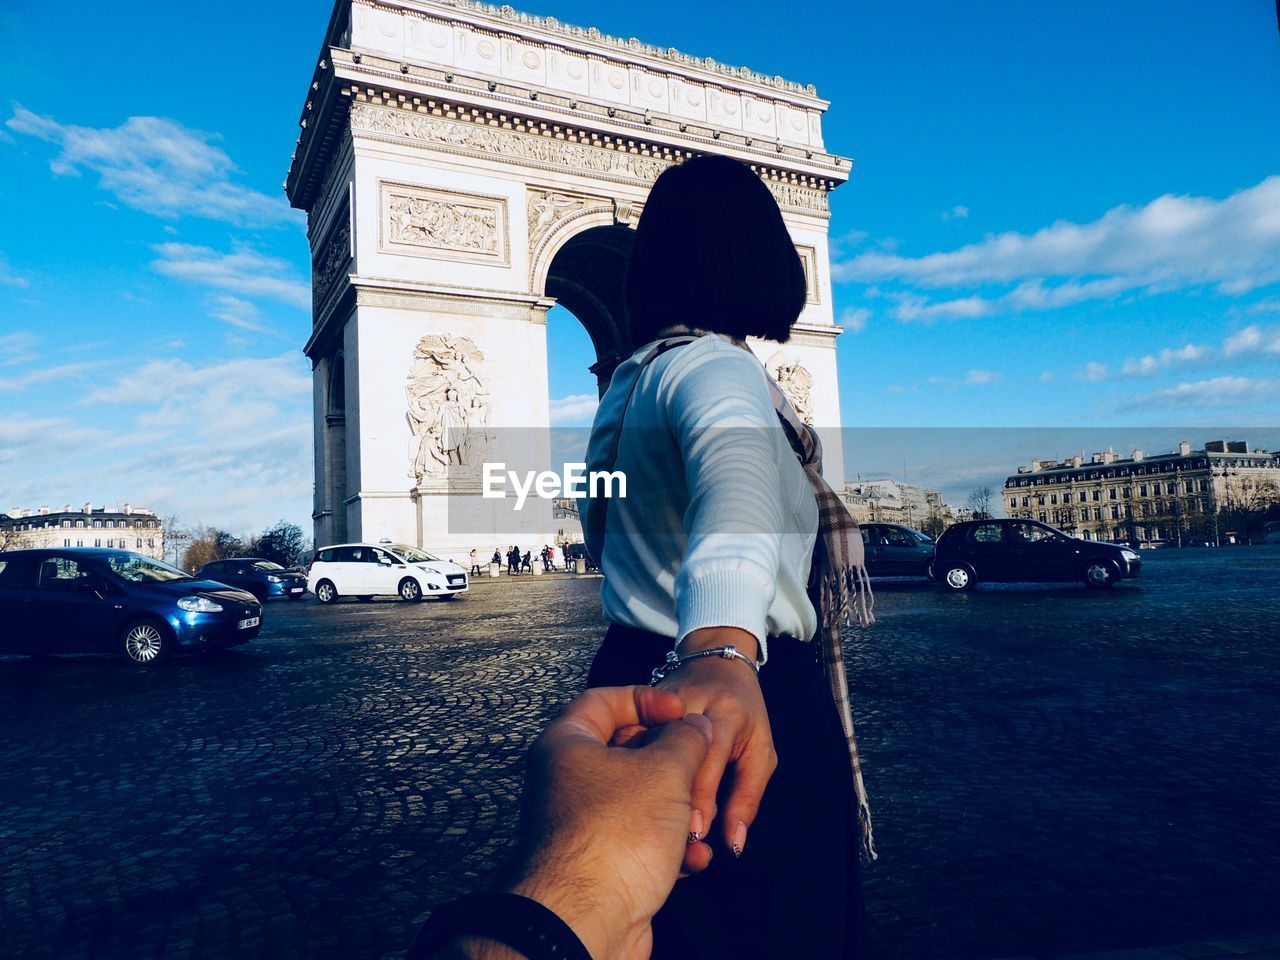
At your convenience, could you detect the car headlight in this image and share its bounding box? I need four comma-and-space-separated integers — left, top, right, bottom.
1121, 549, 1139, 561
267, 574, 283, 583
178, 596, 224, 613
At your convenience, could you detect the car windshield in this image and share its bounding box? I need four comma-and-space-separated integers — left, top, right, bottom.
252, 561, 285, 571
391, 544, 439, 562
105, 553, 193, 583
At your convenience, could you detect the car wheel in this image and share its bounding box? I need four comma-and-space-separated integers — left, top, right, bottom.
940, 564, 974, 591
398, 578, 422, 602
121, 619, 170, 665
315, 580, 338, 604
1083, 560, 1118, 589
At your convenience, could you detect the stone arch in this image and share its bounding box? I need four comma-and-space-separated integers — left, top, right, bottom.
536, 216, 636, 395
289, 0, 848, 552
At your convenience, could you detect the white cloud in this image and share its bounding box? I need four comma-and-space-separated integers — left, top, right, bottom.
151, 243, 310, 309
0, 331, 40, 366
1081, 361, 1110, 382
963, 369, 999, 385
838, 306, 870, 332
0, 354, 316, 532
0, 362, 94, 392
837, 174, 1280, 316
941, 204, 970, 221
550, 393, 599, 425
207, 294, 271, 333
7, 105, 300, 228
1223, 324, 1280, 358
1127, 376, 1280, 410
0, 252, 30, 288
893, 294, 993, 323
1119, 342, 1210, 377
1039, 371, 1055, 383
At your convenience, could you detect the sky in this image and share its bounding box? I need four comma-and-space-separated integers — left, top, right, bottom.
2, 1, 1278, 532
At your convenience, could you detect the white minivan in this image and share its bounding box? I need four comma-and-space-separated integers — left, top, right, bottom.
308, 543, 469, 603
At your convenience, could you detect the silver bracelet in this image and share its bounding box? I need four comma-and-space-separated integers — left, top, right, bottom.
649, 644, 761, 686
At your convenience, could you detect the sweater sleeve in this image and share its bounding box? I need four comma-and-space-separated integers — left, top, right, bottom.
660, 340, 784, 664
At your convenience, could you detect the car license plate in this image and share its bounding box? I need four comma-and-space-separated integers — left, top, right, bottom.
237, 616, 260, 630
289, 587, 304, 593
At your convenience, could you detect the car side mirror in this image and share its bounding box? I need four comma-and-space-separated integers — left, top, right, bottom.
380, 557, 393, 565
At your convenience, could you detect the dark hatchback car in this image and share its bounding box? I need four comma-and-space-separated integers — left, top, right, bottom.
0, 548, 262, 665
861, 523, 936, 578
933, 519, 1142, 591
198, 557, 308, 601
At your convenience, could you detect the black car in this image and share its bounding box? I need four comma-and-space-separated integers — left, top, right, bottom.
198, 557, 308, 601
933, 519, 1142, 591
0, 548, 262, 664
861, 523, 935, 578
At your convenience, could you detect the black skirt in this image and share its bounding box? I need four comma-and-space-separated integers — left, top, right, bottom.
586, 623, 871, 960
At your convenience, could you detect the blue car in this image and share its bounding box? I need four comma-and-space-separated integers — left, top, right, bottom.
197, 557, 309, 602
0, 548, 262, 665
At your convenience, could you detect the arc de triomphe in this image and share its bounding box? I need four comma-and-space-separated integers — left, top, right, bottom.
287, 0, 850, 557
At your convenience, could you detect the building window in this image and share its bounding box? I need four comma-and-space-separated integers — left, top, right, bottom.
62, 520, 70, 528
136, 538, 143, 548
1064, 493, 1072, 504
1092, 490, 1100, 502
94, 538, 101, 547
64, 538, 70, 547
147, 538, 154, 548
1037, 495, 1045, 506
1038, 512, 1047, 522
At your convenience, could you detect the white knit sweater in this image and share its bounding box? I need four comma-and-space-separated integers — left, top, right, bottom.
582, 333, 819, 664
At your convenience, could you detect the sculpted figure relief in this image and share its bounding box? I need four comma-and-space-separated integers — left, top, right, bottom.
388, 194, 499, 254
406, 335, 492, 483
768, 352, 815, 425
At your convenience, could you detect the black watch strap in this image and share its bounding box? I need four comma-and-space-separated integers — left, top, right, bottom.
407, 891, 593, 960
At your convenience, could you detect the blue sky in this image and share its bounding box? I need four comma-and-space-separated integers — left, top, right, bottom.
2, 0, 1278, 531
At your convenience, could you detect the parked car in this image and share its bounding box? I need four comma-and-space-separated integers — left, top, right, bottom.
932, 519, 1142, 591
308, 543, 469, 603
861, 524, 935, 578
197, 557, 308, 601
0, 548, 262, 664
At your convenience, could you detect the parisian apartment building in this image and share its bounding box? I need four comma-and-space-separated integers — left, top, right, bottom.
1004, 440, 1280, 543
842, 477, 963, 533
0, 503, 166, 559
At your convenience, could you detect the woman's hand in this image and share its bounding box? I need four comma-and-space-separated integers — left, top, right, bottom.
657, 626, 777, 860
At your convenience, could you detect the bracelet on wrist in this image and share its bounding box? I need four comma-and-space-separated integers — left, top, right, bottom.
407, 891, 591, 960
649, 643, 760, 686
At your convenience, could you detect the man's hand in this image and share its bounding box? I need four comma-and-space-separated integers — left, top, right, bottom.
508, 686, 714, 960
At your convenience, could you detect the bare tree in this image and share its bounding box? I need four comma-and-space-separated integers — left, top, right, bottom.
967, 485, 994, 520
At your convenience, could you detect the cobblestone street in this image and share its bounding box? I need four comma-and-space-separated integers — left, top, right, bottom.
3, 549, 1278, 959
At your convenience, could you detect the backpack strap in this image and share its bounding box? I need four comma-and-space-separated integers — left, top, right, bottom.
585, 335, 699, 567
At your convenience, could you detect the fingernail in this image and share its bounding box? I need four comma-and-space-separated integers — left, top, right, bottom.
731, 821, 747, 858
683, 713, 713, 740
688, 809, 704, 844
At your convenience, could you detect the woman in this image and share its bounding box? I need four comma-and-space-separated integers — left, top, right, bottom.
581, 155, 875, 959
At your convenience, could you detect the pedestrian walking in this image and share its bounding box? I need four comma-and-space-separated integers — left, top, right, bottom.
469, 548, 481, 577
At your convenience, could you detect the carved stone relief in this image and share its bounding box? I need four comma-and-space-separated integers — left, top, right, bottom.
767, 351, 815, 425
312, 202, 352, 313
795, 244, 820, 304
406, 335, 493, 484
379, 180, 510, 264
527, 190, 591, 248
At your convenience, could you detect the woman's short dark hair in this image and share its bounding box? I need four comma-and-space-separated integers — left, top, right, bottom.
624, 154, 807, 346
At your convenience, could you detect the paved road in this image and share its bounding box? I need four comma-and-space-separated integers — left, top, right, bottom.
2, 549, 1277, 959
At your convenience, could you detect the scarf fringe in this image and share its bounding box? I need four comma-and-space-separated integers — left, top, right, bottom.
818, 562, 878, 863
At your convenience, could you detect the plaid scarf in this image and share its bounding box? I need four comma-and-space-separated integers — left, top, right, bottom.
755, 355, 878, 863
